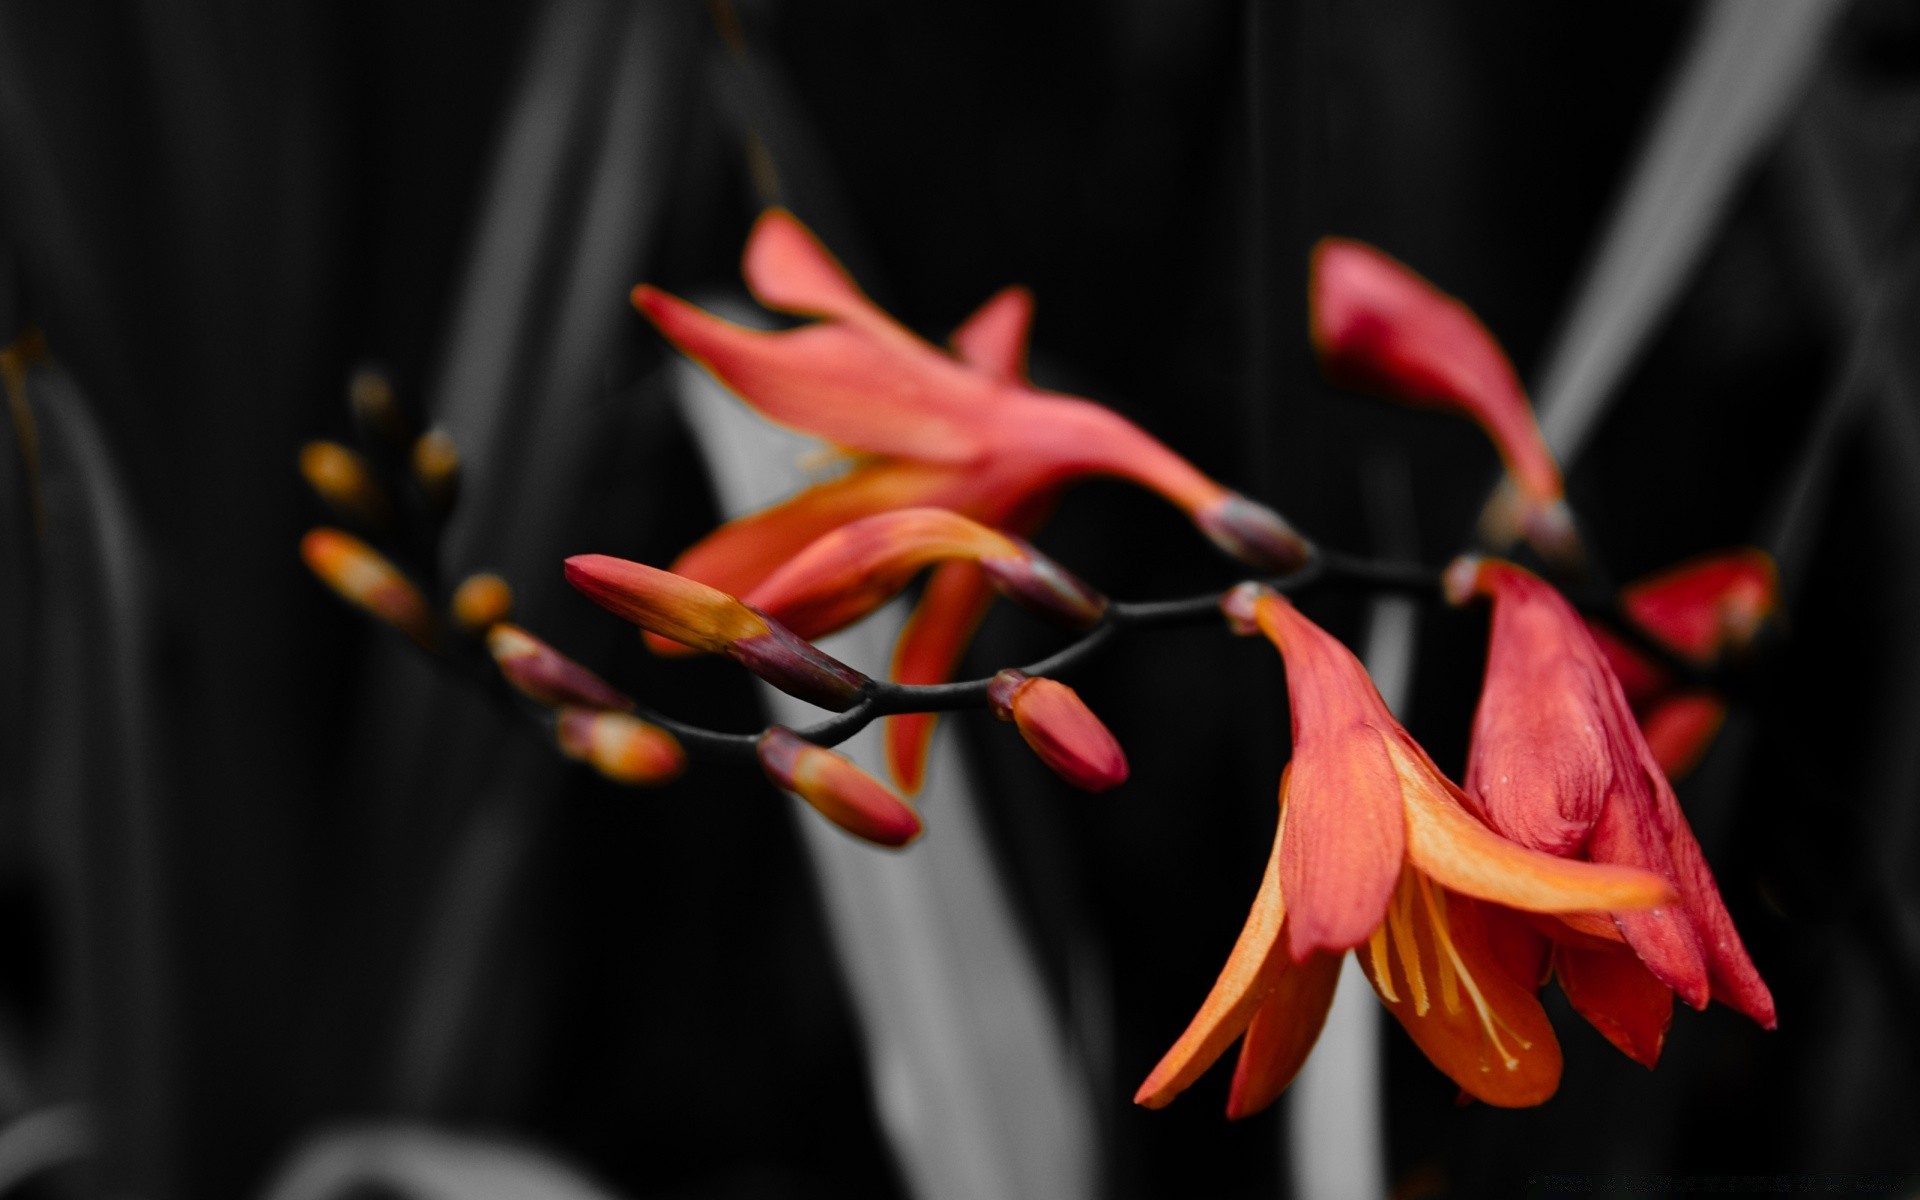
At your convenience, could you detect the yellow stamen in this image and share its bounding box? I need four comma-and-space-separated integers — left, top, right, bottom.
1415, 873, 1529, 1071
1367, 925, 1399, 1003
1385, 871, 1428, 1016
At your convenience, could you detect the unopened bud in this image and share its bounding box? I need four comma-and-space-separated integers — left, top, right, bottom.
986, 670, 1128, 792
757, 727, 922, 847
1196, 494, 1313, 574
487, 624, 632, 710
412, 429, 461, 512
979, 541, 1107, 629
565, 554, 868, 710
299, 441, 389, 525
451, 572, 515, 633
556, 707, 685, 786
301, 528, 433, 648
349, 368, 407, 442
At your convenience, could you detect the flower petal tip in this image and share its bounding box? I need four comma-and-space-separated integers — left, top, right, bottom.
1196, 494, 1312, 574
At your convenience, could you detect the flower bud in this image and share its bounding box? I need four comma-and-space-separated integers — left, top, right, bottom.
349, 368, 408, 442
299, 441, 389, 526
301, 528, 433, 647
757, 727, 922, 847
556, 707, 685, 786
565, 554, 868, 710
986, 670, 1129, 792
978, 540, 1107, 629
487, 624, 632, 710
1195, 494, 1313, 574
451, 572, 515, 633
412, 429, 461, 512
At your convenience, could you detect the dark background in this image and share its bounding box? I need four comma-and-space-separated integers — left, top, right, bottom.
1, 1, 1917, 1196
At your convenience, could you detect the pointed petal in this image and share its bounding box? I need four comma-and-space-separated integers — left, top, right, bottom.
745, 507, 1024, 640
1310, 238, 1561, 506
1587, 786, 1712, 1010
885, 559, 997, 792
1135, 827, 1289, 1109
741, 208, 897, 332
1359, 875, 1562, 1107
1639, 692, 1726, 780
949, 285, 1034, 381
1650, 769, 1777, 1028
1391, 737, 1676, 915
1250, 595, 1405, 958
1225, 951, 1342, 1119
635, 285, 988, 463
1555, 943, 1673, 1068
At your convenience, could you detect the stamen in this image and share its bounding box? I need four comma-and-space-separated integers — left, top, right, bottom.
1416, 874, 1530, 1071
1426, 884, 1463, 1015
1367, 925, 1399, 1003
1385, 872, 1428, 1016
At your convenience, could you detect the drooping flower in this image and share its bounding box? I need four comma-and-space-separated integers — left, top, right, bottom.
636, 209, 1309, 790
1447, 556, 1776, 1068
1136, 585, 1675, 1115
563, 554, 868, 711
1586, 549, 1778, 778
757, 727, 923, 847
1310, 238, 1574, 560
986, 669, 1128, 792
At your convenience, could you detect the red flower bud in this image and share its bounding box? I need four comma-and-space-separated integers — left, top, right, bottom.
986, 670, 1129, 792
486, 624, 632, 710
555, 708, 685, 786
1194, 494, 1313, 574
757, 728, 922, 847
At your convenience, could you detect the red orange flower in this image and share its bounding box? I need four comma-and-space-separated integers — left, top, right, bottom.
1136, 585, 1675, 1115
1586, 549, 1778, 778
636, 209, 1309, 790
1310, 238, 1573, 559
1448, 556, 1776, 1068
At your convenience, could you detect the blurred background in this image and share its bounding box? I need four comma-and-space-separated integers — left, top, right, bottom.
1, 0, 1918, 1196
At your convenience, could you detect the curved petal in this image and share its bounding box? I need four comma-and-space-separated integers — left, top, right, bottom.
949, 285, 1034, 381
635, 285, 988, 464
742, 208, 899, 334
1587, 785, 1711, 1010
1225, 950, 1342, 1119
1359, 874, 1562, 1107
1555, 943, 1673, 1068
1136, 822, 1288, 1109
885, 560, 997, 792
1391, 736, 1676, 915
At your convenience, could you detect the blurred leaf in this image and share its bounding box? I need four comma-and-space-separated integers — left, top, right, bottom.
260, 1125, 626, 1200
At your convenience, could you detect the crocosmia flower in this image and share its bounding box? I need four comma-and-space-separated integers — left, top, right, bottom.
1136, 585, 1674, 1115
1449, 556, 1776, 1067
1586, 549, 1778, 778
986, 669, 1128, 792
1310, 238, 1573, 558
636, 209, 1309, 790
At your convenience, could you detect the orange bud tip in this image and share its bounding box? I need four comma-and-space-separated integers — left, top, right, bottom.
729, 617, 870, 711
1442, 556, 1484, 607
1196, 494, 1312, 574
556, 708, 685, 785
298, 441, 389, 525
757, 727, 923, 847
348, 368, 407, 441
301, 528, 434, 648
1220, 582, 1272, 635
987, 670, 1129, 792
979, 542, 1107, 629
411, 429, 462, 511
450, 573, 515, 633
487, 623, 632, 710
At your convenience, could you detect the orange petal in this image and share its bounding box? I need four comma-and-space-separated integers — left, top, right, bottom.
1390, 736, 1676, 915
949, 285, 1034, 381
1251, 595, 1408, 957
635, 285, 988, 464
741, 208, 899, 335
451, 572, 515, 633
1619, 548, 1779, 664
1311, 238, 1561, 506
885, 559, 998, 792
1225, 950, 1342, 1119
564, 555, 768, 653
1555, 942, 1673, 1068
758, 727, 922, 847
1135, 823, 1289, 1109
1359, 872, 1562, 1107
987, 671, 1128, 792
1639, 692, 1726, 780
